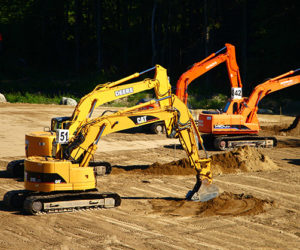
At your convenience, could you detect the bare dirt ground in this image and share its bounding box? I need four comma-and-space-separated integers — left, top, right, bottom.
0, 103, 299, 249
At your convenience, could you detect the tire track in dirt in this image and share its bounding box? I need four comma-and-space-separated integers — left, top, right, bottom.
129, 186, 165, 196
184, 219, 249, 249
46, 214, 112, 249
95, 214, 163, 237
244, 175, 300, 188
193, 231, 246, 249
181, 237, 227, 250
234, 216, 300, 240
147, 184, 184, 196
265, 146, 300, 158
87, 208, 217, 249
2, 229, 30, 243
232, 217, 300, 248
216, 219, 288, 248
152, 240, 186, 250
212, 230, 262, 247
0, 183, 23, 192
89, 213, 188, 249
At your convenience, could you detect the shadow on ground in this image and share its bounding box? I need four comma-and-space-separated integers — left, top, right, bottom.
283, 159, 300, 166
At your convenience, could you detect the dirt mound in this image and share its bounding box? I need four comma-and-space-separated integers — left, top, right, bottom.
211, 146, 278, 175
112, 159, 195, 175
150, 192, 274, 217
261, 115, 300, 136
111, 146, 278, 175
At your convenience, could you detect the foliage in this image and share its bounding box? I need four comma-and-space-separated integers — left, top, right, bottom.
5, 92, 79, 104
188, 93, 228, 109
107, 92, 153, 107
0, 0, 299, 101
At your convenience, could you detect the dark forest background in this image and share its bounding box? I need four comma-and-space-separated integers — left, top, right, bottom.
0, 0, 299, 106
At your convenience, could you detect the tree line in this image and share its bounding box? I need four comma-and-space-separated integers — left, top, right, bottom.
0, 0, 299, 97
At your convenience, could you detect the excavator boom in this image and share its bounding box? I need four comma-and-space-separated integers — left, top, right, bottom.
68, 65, 171, 135
8, 65, 171, 178
242, 69, 300, 123
24, 65, 171, 161
176, 43, 242, 104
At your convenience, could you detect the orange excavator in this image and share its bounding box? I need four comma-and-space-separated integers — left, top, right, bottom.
175, 43, 243, 107
175, 44, 299, 150
199, 69, 300, 150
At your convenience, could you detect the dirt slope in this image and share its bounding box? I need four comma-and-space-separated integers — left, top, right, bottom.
112, 146, 279, 175
0, 103, 299, 249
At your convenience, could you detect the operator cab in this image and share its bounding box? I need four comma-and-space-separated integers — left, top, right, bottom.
51, 117, 71, 132
222, 99, 245, 114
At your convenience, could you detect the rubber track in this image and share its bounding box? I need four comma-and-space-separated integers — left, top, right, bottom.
215, 135, 277, 150
23, 191, 121, 215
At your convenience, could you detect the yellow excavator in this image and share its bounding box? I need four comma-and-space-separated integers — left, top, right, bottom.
4, 65, 218, 214
7, 65, 176, 177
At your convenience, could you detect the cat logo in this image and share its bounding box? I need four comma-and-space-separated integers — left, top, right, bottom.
129, 115, 159, 125
137, 116, 147, 124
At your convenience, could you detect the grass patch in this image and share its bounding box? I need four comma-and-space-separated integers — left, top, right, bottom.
3, 91, 228, 110
106, 92, 153, 107
188, 93, 228, 109
5, 92, 79, 104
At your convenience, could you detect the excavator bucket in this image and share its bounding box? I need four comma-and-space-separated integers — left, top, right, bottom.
186, 177, 219, 202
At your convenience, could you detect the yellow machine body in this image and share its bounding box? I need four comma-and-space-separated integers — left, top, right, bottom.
24, 157, 95, 192
25, 132, 56, 158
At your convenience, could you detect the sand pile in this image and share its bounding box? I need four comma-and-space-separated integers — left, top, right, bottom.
211, 146, 278, 175
112, 158, 194, 175
111, 146, 278, 175
150, 192, 274, 217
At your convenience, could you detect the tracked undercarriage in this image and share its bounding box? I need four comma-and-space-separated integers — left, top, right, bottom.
4, 157, 118, 215
4, 189, 121, 215
203, 134, 277, 150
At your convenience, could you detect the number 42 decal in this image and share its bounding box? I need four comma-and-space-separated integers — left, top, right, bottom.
231, 87, 242, 99
56, 129, 69, 144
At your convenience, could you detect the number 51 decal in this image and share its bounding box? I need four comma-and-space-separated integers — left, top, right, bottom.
56, 129, 69, 144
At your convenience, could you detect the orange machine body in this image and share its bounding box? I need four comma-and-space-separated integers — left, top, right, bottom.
199, 72, 300, 135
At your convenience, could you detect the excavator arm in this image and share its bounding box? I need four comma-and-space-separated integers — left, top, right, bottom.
63, 65, 171, 135
175, 43, 242, 104
25, 65, 171, 159
242, 69, 300, 123
11, 67, 169, 177
63, 94, 218, 201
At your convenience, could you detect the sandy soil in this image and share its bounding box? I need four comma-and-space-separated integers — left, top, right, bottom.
0, 103, 299, 249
